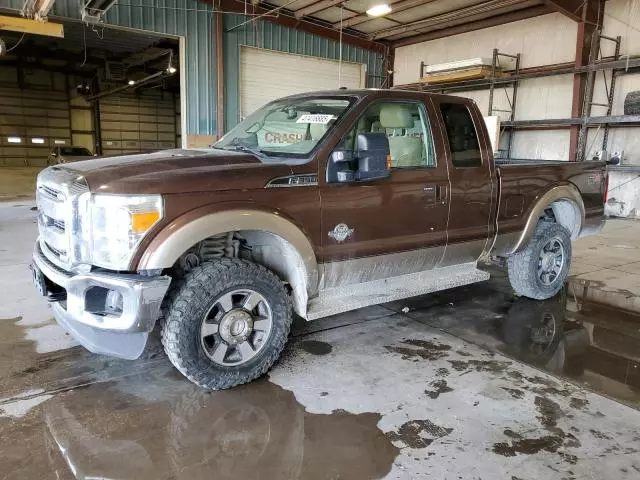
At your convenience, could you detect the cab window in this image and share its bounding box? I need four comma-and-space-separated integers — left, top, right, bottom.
439, 102, 482, 168
337, 101, 435, 169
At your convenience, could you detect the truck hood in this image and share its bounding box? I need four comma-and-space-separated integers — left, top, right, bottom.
60, 149, 294, 194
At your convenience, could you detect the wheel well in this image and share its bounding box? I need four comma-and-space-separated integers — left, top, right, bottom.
542, 200, 581, 239
171, 230, 309, 317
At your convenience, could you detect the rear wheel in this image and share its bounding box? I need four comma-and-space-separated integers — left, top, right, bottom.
162, 259, 292, 389
507, 222, 572, 300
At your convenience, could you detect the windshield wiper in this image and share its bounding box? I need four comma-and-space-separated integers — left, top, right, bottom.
224, 145, 268, 157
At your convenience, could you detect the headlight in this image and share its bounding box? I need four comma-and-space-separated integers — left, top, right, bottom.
88, 194, 163, 270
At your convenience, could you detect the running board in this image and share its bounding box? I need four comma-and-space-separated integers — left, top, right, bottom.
306, 263, 490, 321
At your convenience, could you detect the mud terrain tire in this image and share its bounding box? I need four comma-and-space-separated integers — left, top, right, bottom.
507, 222, 572, 300
162, 259, 292, 389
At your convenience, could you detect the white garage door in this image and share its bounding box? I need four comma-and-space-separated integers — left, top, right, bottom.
240, 46, 366, 119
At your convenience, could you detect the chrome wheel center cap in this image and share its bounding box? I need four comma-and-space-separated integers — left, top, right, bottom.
219, 310, 254, 345
541, 252, 556, 271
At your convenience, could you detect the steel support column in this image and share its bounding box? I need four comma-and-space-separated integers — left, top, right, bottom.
215, 10, 224, 140
568, 0, 603, 161
384, 44, 395, 88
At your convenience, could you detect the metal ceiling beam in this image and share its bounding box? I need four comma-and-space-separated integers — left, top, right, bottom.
216, 0, 387, 53
0, 13, 63, 37
541, 0, 584, 22
371, 0, 529, 39
332, 0, 439, 29
391, 4, 550, 47
86, 70, 167, 101
294, 0, 345, 19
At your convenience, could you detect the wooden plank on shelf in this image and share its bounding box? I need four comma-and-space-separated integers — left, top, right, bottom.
422, 66, 508, 84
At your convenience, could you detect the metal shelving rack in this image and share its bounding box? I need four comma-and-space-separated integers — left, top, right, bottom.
577, 33, 622, 160
401, 39, 640, 160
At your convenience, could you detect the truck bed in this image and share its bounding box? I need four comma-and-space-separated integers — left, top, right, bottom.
493, 158, 607, 255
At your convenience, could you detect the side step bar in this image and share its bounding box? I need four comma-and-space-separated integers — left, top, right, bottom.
306, 263, 490, 321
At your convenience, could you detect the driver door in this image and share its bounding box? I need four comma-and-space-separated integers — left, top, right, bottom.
319, 98, 450, 289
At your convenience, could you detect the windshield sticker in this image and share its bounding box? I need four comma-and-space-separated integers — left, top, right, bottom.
296, 114, 335, 124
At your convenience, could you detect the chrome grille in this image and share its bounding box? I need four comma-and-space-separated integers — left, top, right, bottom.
39, 184, 64, 201
36, 167, 89, 271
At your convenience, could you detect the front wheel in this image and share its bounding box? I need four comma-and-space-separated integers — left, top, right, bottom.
507, 222, 572, 300
162, 259, 292, 389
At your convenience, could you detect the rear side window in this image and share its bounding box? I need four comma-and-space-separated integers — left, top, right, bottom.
439, 103, 482, 168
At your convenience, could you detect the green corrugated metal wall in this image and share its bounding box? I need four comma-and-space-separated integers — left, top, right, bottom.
2, 0, 384, 138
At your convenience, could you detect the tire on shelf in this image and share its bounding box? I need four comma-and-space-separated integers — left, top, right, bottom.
624, 91, 640, 115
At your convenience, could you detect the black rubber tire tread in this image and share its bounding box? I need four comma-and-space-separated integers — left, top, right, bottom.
624, 91, 640, 115
507, 222, 572, 300
161, 258, 292, 390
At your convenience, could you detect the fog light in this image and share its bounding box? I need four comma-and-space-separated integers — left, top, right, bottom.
105, 290, 123, 315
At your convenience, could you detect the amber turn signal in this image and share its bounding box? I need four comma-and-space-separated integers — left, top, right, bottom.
131, 211, 161, 233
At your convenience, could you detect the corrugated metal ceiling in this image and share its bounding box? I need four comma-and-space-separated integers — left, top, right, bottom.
262, 0, 549, 41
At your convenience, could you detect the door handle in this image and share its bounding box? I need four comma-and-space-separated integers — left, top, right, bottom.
436, 185, 447, 205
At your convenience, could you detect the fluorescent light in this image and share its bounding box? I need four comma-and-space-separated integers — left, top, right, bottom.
31, 138, 45, 144
366, 4, 391, 17
54, 139, 66, 145
128, 80, 135, 85
7, 137, 21, 143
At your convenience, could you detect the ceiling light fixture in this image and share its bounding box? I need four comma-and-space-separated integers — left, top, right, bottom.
167, 66, 177, 74
128, 79, 135, 85
366, 4, 392, 17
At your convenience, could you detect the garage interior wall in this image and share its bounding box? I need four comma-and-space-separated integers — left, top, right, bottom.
3, 0, 384, 145
4, 0, 215, 146
0, 66, 72, 166
587, 0, 640, 165
393, 1, 640, 163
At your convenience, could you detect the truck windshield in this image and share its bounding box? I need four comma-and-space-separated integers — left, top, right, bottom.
215, 96, 354, 160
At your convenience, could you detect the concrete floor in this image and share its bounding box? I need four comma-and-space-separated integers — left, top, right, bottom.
1, 200, 640, 479
0, 167, 43, 201
571, 218, 640, 313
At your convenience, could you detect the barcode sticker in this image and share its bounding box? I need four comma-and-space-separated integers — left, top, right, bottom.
296, 114, 335, 124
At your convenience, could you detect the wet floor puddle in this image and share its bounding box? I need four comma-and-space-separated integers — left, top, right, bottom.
0, 376, 399, 479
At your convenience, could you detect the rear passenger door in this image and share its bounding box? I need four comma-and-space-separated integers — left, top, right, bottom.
433, 99, 496, 266
319, 98, 450, 289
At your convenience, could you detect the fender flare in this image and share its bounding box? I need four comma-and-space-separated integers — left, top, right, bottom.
508, 184, 585, 255
138, 209, 319, 315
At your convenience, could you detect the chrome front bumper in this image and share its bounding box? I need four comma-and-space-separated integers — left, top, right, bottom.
32, 240, 171, 359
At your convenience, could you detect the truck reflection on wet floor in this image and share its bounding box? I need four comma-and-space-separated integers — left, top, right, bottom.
387, 271, 640, 410
42, 378, 398, 480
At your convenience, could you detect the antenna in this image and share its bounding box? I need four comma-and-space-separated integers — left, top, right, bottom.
338, 5, 343, 88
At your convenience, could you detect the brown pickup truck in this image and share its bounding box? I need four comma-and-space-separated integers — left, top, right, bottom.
31, 89, 608, 389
